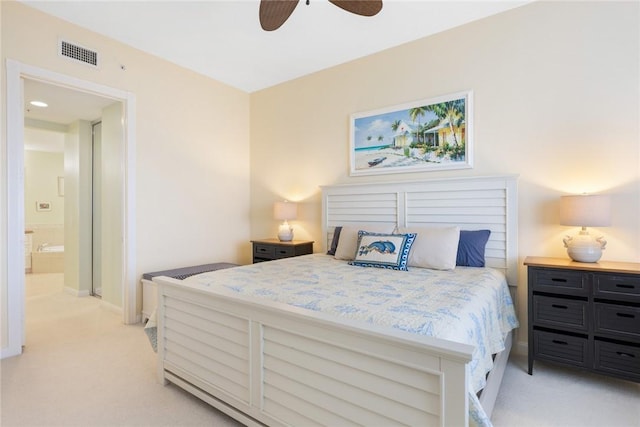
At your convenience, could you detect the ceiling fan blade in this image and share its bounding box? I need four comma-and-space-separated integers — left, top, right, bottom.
329, 0, 383, 17
259, 0, 300, 31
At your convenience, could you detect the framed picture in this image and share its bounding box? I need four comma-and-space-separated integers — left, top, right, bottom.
350, 91, 473, 176
36, 201, 51, 212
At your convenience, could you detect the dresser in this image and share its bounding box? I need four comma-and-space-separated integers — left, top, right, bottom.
251, 239, 313, 263
525, 256, 640, 383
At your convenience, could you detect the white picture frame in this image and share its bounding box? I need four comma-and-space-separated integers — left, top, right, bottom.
350, 90, 473, 176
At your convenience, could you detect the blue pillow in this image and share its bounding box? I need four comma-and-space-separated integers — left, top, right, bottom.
456, 230, 491, 267
326, 226, 342, 256
349, 231, 416, 271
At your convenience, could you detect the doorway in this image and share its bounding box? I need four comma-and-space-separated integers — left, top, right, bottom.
4, 59, 137, 359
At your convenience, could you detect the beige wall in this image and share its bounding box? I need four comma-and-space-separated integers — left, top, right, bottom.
2, 1, 638, 356
250, 1, 640, 350
1, 2, 251, 352
24, 150, 64, 224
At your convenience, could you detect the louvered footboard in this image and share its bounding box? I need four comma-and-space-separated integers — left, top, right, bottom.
155, 277, 473, 427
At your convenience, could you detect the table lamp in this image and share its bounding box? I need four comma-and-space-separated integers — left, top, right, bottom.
560, 194, 611, 262
274, 201, 297, 242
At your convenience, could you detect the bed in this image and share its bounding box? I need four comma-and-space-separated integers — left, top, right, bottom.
153, 175, 519, 427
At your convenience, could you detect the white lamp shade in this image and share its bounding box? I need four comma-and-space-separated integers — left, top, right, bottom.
273, 201, 297, 221
560, 195, 611, 227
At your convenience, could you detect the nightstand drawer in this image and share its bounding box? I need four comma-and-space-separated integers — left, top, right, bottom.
273, 246, 295, 258
533, 295, 588, 331
534, 330, 589, 367
531, 268, 587, 296
594, 303, 640, 340
251, 239, 314, 263
594, 274, 640, 302
594, 341, 640, 381
254, 244, 276, 258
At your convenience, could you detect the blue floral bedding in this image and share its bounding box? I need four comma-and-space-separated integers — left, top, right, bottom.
185, 253, 519, 426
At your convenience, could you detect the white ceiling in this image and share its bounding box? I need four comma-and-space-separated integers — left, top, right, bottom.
22, 0, 530, 93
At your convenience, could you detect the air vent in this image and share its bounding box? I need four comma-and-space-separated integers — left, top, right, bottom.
59, 39, 98, 68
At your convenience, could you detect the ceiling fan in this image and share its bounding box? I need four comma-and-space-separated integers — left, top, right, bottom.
259, 0, 383, 31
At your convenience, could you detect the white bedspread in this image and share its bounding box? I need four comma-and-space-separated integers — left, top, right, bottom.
183, 253, 518, 427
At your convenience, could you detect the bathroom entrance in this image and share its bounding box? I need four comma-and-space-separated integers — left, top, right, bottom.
4, 59, 137, 359
22, 79, 123, 304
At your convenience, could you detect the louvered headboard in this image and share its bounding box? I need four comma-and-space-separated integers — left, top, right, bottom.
321, 175, 519, 287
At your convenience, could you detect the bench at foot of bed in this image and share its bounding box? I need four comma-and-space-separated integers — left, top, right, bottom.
142, 262, 238, 321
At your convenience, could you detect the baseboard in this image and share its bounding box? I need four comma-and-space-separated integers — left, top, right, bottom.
63, 287, 90, 297
514, 340, 528, 356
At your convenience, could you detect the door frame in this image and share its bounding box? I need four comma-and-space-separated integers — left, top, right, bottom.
4, 59, 137, 358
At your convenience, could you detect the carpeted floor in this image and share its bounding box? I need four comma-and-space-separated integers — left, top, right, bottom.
1, 273, 638, 426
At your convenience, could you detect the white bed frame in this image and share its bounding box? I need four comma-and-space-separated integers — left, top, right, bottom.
155, 175, 518, 426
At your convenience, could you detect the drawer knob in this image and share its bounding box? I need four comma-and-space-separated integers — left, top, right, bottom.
615, 283, 635, 289
552, 304, 568, 309
551, 278, 568, 283
552, 339, 568, 345
616, 312, 635, 319
616, 351, 636, 359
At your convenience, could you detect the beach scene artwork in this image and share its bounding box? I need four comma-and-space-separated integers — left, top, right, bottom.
350, 91, 472, 176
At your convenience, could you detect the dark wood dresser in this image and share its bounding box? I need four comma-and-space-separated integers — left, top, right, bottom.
251, 239, 313, 263
525, 256, 640, 383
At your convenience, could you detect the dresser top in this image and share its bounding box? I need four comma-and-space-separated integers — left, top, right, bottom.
524, 256, 640, 275
251, 238, 314, 246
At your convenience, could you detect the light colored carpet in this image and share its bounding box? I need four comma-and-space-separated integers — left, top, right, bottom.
2, 273, 639, 426
2, 273, 242, 427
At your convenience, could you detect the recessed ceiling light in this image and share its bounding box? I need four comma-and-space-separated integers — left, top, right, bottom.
30, 101, 48, 108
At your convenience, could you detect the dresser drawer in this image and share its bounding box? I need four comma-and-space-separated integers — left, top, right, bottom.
273, 246, 295, 259
533, 295, 588, 331
594, 303, 640, 341
594, 274, 640, 302
594, 340, 640, 381
254, 244, 275, 259
533, 330, 589, 368
531, 268, 588, 296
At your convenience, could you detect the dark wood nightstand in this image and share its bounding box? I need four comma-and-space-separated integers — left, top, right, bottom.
524, 256, 640, 383
251, 239, 314, 263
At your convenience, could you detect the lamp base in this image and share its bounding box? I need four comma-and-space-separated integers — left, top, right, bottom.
563, 231, 607, 263
278, 224, 293, 242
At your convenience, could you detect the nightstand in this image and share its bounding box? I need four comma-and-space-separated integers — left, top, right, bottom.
525, 256, 640, 383
251, 239, 313, 263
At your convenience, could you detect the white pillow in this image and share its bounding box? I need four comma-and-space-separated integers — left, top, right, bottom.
398, 226, 460, 270
334, 224, 396, 260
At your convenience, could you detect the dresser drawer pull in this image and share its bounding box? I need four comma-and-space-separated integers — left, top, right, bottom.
551, 304, 568, 309
258, 248, 268, 253
616, 351, 636, 359
551, 278, 568, 283
616, 312, 635, 319
552, 339, 568, 345
615, 283, 635, 289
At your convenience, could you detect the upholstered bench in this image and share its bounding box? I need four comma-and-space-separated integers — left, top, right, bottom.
141, 262, 238, 321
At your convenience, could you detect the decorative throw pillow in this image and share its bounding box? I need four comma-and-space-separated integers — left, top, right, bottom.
398, 226, 460, 270
349, 231, 416, 271
456, 229, 491, 267
326, 226, 342, 256
334, 224, 397, 260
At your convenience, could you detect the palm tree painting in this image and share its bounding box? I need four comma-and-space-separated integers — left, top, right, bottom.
350, 91, 473, 176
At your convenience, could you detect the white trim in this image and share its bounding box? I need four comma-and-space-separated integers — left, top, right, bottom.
3, 59, 137, 359
63, 287, 91, 297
